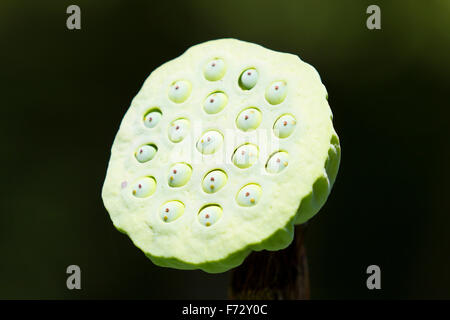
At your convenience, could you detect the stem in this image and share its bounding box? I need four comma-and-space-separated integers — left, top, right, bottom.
229, 224, 310, 300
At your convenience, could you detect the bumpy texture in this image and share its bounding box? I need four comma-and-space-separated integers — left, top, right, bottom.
102, 39, 341, 273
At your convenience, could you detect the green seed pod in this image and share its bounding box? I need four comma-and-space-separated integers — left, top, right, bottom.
102, 39, 341, 273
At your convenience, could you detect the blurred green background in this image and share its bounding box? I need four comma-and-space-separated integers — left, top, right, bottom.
0, 0, 449, 299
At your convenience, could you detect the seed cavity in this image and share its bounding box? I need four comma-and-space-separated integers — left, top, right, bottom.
168, 80, 191, 103
131, 176, 156, 198
239, 68, 258, 90
204, 58, 226, 81
159, 201, 185, 223
143, 109, 162, 128
204, 91, 228, 114
266, 151, 289, 173
135, 144, 157, 163
265, 80, 287, 105
198, 205, 222, 227
168, 163, 192, 187
168, 118, 190, 143
236, 107, 262, 132
232, 144, 259, 169
202, 170, 227, 194
273, 114, 296, 138
236, 184, 262, 207
196, 130, 223, 155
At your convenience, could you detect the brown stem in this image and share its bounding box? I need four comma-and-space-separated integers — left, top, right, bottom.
229, 224, 310, 300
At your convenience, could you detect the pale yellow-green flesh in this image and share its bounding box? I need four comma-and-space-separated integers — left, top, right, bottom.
102, 39, 340, 273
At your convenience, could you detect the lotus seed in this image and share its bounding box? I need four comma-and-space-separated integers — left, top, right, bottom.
202, 170, 227, 193
266, 151, 289, 173
204, 58, 226, 81
273, 114, 296, 138
143, 109, 162, 128
236, 184, 262, 207
168, 163, 192, 187
196, 130, 223, 155
159, 201, 185, 223
236, 107, 262, 132
168, 118, 190, 143
198, 205, 223, 227
265, 81, 287, 105
204, 92, 228, 114
239, 68, 258, 90
168, 80, 191, 103
232, 144, 259, 169
135, 144, 157, 163
131, 177, 156, 198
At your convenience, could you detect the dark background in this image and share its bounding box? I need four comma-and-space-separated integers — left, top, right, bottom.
0, 0, 449, 299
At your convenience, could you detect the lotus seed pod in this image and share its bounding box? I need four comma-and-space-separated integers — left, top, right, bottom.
239, 68, 258, 90
204, 92, 228, 114
102, 39, 341, 273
